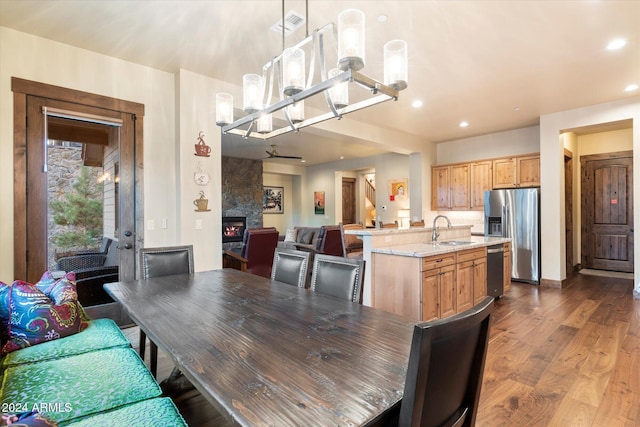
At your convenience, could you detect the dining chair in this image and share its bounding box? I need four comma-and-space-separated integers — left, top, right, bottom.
340, 223, 364, 258
410, 220, 426, 228
271, 247, 312, 288
380, 221, 399, 229
398, 296, 494, 427
139, 245, 194, 378
310, 254, 365, 303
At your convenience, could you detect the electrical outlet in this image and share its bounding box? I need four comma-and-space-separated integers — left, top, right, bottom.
161, 218, 168, 229
195, 219, 203, 230
147, 220, 155, 230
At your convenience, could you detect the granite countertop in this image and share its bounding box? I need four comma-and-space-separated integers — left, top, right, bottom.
344, 224, 471, 236
371, 236, 511, 257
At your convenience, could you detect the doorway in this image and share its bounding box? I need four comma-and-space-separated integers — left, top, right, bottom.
12, 78, 144, 323
581, 151, 633, 272
564, 149, 573, 275
342, 177, 356, 224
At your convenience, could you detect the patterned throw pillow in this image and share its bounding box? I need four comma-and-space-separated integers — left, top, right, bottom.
1, 411, 58, 426
2, 278, 83, 355
0, 280, 10, 346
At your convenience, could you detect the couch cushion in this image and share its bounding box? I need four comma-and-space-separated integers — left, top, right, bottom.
296, 227, 317, 244
61, 397, 187, 427
2, 280, 84, 355
1, 318, 129, 370
0, 347, 162, 424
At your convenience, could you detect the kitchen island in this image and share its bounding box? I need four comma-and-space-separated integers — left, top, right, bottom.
345, 226, 509, 320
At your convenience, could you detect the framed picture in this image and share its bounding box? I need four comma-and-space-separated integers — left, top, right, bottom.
314, 191, 325, 215
389, 179, 408, 200
263, 186, 284, 214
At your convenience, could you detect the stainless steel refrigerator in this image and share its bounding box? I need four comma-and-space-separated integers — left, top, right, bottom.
484, 188, 540, 284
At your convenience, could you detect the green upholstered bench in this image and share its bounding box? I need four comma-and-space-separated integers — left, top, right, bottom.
1, 347, 161, 423
61, 397, 187, 427
1, 318, 129, 371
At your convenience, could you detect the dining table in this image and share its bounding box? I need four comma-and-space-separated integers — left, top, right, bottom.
104, 268, 415, 426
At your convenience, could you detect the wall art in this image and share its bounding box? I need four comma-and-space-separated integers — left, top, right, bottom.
263, 186, 283, 214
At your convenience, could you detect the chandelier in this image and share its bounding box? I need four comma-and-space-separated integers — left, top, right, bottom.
215, 4, 408, 140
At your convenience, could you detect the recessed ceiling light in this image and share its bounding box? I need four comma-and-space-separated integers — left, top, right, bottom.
624, 84, 639, 92
377, 15, 388, 23
411, 100, 423, 108
607, 38, 627, 50
513, 106, 521, 111
459, 121, 469, 128
301, 159, 306, 163
340, 156, 345, 160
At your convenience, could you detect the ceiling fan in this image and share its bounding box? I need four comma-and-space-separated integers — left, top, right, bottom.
264, 145, 302, 160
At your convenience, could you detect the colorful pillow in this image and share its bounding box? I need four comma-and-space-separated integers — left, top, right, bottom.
1, 411, 58, 426
2, 279, 83, 355
0, 280, 10, 347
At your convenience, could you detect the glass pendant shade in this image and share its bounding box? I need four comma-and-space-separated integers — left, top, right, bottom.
338, 9, 365, 71
215, 93, 234, 125
243, 74, 264, 113
384, 40, 408, 90
287, 100, 304, 123
257, 113, 272, 134
283, 47, 305, 96
328, 68, 348, 108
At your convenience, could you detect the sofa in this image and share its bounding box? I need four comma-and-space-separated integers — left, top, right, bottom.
0, 273, 186, 426
278, 226, 322, 251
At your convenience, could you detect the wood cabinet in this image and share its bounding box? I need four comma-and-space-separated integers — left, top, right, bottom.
431, 164, 470, 210
422, 253, 457, 320
503, 241, 512, 293
470, 161, 492, 210
432, 154, 538, 213
492, 155, 540, 188
372, 247, 491, 322
457, 247, 488, 309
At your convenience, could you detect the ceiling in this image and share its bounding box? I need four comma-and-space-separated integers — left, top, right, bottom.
1, 1, 638, 166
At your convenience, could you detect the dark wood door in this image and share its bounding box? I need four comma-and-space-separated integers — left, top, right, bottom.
581, 151, 633, 272
342, 178, 356, 224
13, 78, 143, 286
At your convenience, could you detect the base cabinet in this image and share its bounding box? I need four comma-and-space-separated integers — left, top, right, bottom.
503, 242, 512, 293
372, 248, 490, 322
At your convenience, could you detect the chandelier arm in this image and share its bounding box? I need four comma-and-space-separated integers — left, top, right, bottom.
244, 120, 255, 139
282, 106, 297, 132
319, 31, 341, 118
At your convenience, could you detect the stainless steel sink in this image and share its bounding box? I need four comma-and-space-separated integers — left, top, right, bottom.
437, 241, 474, 246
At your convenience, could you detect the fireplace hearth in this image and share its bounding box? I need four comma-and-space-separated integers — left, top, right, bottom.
222, 216, 246, 243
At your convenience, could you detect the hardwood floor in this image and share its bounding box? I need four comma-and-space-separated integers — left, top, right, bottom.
123, 273, 639, 426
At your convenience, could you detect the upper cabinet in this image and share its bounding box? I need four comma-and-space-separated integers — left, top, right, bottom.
432, 154, 540, 211
470, 161, 492, 211
492, 155, 540, 188
431, 164, 470, 210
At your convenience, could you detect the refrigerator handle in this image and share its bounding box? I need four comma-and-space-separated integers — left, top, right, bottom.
502, 205, 508, 237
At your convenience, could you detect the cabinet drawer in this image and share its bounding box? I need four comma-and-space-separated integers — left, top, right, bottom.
422, 253, 456, 271
457, 247, 487, 263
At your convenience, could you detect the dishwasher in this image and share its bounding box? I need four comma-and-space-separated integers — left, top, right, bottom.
486, 244, 504, 298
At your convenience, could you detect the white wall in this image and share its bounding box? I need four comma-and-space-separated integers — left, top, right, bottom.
263, 173, 293, 233
436, 125, 540, 164
540, 96, 640, 295
0, 27, 177, 282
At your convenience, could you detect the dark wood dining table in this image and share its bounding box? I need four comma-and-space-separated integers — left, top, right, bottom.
104, 268, 414, 426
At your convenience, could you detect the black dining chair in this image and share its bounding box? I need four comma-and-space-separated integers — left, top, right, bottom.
271, 247, 312, 288
310, 254, 365, 303
398, 296, 495, 427
139, 245, 194, 378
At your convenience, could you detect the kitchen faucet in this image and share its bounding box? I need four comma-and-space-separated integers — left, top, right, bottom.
432, 215, 452, 242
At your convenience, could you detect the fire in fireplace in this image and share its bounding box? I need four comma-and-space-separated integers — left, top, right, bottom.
222, 216, 246, 243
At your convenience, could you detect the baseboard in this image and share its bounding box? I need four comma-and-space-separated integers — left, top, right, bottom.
540, 278, 562, 288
